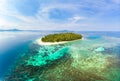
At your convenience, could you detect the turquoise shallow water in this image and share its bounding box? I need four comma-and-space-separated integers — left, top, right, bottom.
1, 31, 120, 81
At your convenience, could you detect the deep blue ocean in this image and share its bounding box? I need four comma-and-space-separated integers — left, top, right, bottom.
0, 31, 120, 81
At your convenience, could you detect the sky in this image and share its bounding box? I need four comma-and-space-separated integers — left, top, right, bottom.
0, 0, 120, 31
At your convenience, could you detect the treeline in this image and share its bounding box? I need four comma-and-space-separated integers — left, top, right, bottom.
41, 32, 82, 42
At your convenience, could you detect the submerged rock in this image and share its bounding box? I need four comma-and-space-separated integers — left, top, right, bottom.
94, 47, 105, 52
26, 46, 69, 66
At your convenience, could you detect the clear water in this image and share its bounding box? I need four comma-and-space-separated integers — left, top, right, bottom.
0, 31, 120, 81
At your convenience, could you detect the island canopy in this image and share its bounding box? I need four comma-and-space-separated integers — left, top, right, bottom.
41, 32, 82, 42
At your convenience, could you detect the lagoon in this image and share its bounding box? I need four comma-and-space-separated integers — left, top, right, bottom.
0, 31, 120, 81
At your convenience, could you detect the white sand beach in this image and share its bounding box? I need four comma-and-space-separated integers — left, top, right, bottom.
35, 38, 68, 45
35, 37, 83, 46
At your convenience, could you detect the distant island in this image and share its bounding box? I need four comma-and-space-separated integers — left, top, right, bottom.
41, 32, 82, 42
0, 29, 22, 31
0, 29, 73, 32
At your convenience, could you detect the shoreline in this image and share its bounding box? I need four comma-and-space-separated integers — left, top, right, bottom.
35, 38, 82, 45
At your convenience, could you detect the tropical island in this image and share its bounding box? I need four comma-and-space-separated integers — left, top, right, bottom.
36, 32, 82, 45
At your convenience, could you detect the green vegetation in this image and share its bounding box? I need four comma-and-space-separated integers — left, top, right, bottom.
41, 32, 82, 42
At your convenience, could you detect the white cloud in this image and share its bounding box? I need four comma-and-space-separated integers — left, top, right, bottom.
69, 16, 85, 23
0, 0, 119, 31
0, 0, 83, 30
